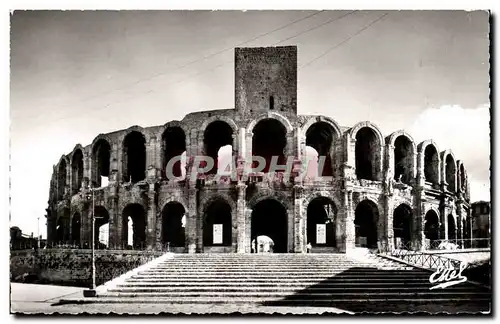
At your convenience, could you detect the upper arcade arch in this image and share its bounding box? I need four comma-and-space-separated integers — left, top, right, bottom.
349, 121, 384, 181
161, 125, 187, 179
386, 130, 416, 184
91, 138, 111, 188
247, 111, 294, 135
441, 150, 457, 192
71, 148, 84, 194
57, 156, 69, 200
122, 130, 147, 183
418, 140, 441, 186
202, 120, 235, 175
304, 120, 340, 177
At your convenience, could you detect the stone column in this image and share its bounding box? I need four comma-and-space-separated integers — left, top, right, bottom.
413, 201, 426, 251
385, 197, 394, 251
293, 185, 305, 253
344, 190, 356, 253
186, 188, 197, 253
386, 144, 395, 181
236, 183, 247, 253
245, 207, 252, 253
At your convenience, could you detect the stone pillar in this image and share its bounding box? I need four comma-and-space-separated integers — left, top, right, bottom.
386, 144, 395, 181
146, 188, 156, 250
196, 192, 203, 253
236, 183, 247, 253
186, 188, 197, 253
245, 208, 252, 253
293, 185, 305, 253
385, 197, 394, 251
108, 195, 120, 249
344, 190, 356, 253
413, 201, 425, 251
287, 206, 295, 253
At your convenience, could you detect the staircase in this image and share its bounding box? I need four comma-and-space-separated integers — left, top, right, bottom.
76, 253, 491, 313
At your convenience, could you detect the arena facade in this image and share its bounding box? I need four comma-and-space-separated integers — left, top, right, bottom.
46, 46, 472, 254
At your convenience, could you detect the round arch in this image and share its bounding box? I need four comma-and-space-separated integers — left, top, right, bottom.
350, 121, 384, 181
441, 150, 457, 191
161, 201, 186, 249
418, 140, 441, 185
247, 190, 290, 211
202, 197, 233, 247
392, 203, 413, 248
349, 121, 384, 144
354, 199, 380, 248
200, 115, 239, 137
424, 209, 440, 248
306, 195, 337, 248
251, 198, 288, 253
386, 130, 417, 149
302, 115, 342, 138
247, 111, 294, 135
387, 131, 416, 184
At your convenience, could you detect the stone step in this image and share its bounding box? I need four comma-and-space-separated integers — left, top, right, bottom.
117, 281, 437, 287
101, 291, 491, 298
126, 277, 432, 282
108, 286, 482, 293
131, 273, 429, 279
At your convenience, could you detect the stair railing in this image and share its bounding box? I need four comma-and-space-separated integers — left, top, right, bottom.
378, 241, 463, 271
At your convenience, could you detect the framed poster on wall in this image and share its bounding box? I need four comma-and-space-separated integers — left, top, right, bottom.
213, 224, 223, 244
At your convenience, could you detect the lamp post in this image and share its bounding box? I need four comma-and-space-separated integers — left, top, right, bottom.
84, 185, 100, 297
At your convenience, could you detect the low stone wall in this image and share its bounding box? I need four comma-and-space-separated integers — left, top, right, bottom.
10, 249, 163, 287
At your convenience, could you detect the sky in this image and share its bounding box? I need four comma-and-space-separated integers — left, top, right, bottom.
10, 10, 490, 238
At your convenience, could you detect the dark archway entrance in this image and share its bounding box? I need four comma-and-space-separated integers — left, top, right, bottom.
203, 200, 232, 247
162, 126, 186, 179
252, 119, 287, 173
305, 122, 337, 177
424, 210, 440, 248
424, 145, 439, 185
161, 202, 186, 250
94, 206, 110, 249
306, 197, 336, 248
123, 131, 146, 183
354, 200, 379, 248
122, 204, 146, 249
448, 214, 456, 241
92, 139, 111, 188
251, 199, 288, 253
393, 204, 412, 248
203, 121, 233, 175
355, 127, 380, 181
71, 212, 81, 245
71, 149, 84, 194
393, 135, 414, 184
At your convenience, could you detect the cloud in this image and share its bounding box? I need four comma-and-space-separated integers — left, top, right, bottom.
409, 104, 490, 201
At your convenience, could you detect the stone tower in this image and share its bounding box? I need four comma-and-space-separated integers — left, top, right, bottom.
234, 46, 297, 118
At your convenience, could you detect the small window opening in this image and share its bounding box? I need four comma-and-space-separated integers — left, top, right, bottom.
270, 96, 274, 110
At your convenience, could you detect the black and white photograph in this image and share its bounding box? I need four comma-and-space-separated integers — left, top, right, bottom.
8, 8, 492, 315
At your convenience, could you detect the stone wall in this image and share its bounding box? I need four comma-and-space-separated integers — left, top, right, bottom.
10, 249, 162, 287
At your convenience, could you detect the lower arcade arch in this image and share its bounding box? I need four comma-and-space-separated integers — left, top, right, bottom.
122, 204, 147, 249
161, 202, 186, 249
392, 204, 413, 248
71, 212, 81, 244
354, 200, 379, 248
94, 206, 110, 248
203, 199, 232, 247
448, 214, 456, 241
306, 197, 337, 248
251, 199, 288, 253
55, 208, 70, 244
424, 210, 440, 246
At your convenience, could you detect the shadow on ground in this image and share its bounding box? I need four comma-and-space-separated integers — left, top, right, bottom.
261, 266, 491, 314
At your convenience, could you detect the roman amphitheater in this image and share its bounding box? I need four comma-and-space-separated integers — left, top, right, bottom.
46, 46, 472, 253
